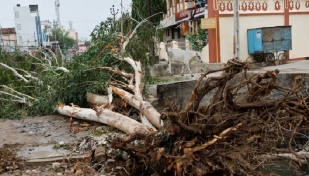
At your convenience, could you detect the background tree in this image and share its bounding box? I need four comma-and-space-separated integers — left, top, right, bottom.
131, 0, 167, 58
131, 0, 167, 25
50, 28, 76, 48
186, 25, 208, 52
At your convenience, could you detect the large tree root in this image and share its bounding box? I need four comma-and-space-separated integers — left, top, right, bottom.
109, 59, 309, 176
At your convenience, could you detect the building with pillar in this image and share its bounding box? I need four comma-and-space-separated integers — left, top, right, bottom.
161, 0, 206, 50
161, 0, 309, 63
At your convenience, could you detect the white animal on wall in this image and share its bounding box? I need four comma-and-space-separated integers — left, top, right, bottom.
159, 42, 202, 77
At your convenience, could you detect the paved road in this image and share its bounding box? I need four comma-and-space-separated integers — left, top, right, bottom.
252, 60, 309, 73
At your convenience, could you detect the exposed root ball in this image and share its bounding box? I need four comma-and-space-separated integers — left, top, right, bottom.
112, 59, 309, 175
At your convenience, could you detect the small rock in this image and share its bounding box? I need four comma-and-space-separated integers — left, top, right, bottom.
122, 151, 129, 160
116, 166, 122, 170
73, 122, 79, 125
107, 159, 115, 163
94, 147, 107, 162
57, 173, 62, 175
64, 169, 74, 175
59, 141, 64, 145
75, 169, 83, 176
96, 127, 103, 133
52, 162, 61, 169
32, 170, 41, 174
25, 170, 32, 174
28, 131, 34, 136
83, 127, 89, 131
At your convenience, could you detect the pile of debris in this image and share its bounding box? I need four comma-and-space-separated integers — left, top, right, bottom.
109, 59, 309, 175
0, 145, 24, 174
54, 20, 309, 175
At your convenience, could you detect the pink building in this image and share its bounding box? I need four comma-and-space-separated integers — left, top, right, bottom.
78, 42, 87, 53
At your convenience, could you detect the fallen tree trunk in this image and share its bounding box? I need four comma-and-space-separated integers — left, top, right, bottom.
56, 105, 154, 135
112, 87, 161, 128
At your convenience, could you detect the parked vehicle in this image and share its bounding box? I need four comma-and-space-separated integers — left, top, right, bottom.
247, 26, 292, 66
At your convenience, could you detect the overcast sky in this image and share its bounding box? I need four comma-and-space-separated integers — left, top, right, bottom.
0, 0, 132, 41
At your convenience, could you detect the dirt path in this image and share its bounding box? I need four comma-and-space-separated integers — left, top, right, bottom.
0, 115, 102, 175
0, 115, 95, 148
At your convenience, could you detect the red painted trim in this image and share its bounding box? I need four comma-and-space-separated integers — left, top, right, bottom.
284, 0, 289, 60
219, 12, 284, 17
288, 57, 307, 61
208, 0, 220, 63
280, 57, 306, 63
217, 15, 221, 63
289, 11, 309, 15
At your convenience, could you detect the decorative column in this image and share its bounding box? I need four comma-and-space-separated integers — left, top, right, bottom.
208, 0, 221, 63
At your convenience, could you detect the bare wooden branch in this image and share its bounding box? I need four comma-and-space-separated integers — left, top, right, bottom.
86, 67, 133, 78
0, 63, 29, 83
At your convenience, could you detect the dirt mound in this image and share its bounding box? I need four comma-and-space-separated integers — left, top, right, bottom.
0, 145, 24, 174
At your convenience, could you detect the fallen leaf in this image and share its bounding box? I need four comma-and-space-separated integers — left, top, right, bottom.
72, 127, 84, 134
83, 157, 88, 165
157, 148, 165, 161
73, 163, 81, 170
80, 122, 90, 127
55, 124, 62, 130
57, 102, 64, 108
103, 102, 109, 108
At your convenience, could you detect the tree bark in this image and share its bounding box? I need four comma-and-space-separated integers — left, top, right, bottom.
57, 105, 154, 135
112, 87, 162, 128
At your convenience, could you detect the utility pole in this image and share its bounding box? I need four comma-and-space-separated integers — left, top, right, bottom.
55, 0, 61, 28
110, 5, 119, 30
147, 0, 155, 59
63, 32, 64, 49
233, 0, 240, 59
147, 0, 152, 22
121, 0, 124, 42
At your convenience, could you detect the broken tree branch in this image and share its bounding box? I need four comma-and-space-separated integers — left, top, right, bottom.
56, 105, 153, 135
0, 63, 29, 83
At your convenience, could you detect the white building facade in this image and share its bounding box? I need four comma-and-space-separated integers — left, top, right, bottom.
14, 4, 39, 47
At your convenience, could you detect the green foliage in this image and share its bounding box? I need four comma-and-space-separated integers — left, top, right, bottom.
0, 48, 56, 118
131, 0, 167, 25
50, 28, 76, 48
1, 10, 168, 119
186, 25, 208, 52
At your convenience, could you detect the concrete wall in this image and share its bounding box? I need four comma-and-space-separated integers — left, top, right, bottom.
14, 6, 37, 47
153, 72, 309, 112
218, 15, 284, 63
201, 44, 209, 63
289, 14, 309, 59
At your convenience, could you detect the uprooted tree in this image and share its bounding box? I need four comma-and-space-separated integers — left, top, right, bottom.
56, 20, 309, 176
